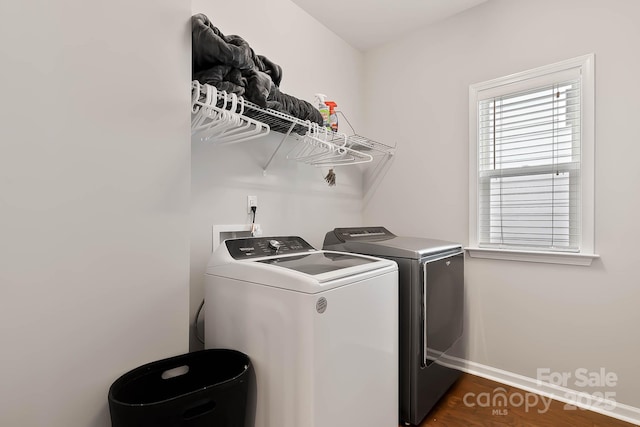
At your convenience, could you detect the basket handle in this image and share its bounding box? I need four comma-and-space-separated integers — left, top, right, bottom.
161, 365, 190, 380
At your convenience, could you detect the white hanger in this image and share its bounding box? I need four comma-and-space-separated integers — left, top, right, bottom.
191, 84, 271, 145
292, 124, 334, 162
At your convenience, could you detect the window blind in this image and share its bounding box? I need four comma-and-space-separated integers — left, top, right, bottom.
477, 79, 581, 251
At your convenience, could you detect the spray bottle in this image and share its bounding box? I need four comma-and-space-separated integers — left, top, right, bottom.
314, 93, 330, 129
325, 101, 338, 132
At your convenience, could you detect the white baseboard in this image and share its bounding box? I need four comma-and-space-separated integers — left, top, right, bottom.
439, 356, 640, 426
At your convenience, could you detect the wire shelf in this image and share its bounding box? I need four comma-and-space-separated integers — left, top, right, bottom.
192, 81, 309, 137
191, 81, 396, 173
242, 102, 310, 136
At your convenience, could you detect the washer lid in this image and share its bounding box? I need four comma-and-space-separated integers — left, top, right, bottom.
256, 251, 376, 275
324, 228, 461, 259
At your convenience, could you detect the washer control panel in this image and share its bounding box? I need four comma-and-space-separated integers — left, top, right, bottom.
225, 236, 316, 259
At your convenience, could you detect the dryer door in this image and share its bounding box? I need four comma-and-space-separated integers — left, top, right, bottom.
421, 250, 464, 366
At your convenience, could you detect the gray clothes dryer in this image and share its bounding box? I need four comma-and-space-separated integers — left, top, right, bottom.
323, 227, 464, 426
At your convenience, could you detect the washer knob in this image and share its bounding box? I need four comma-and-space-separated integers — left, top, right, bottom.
268, 240, 282, 251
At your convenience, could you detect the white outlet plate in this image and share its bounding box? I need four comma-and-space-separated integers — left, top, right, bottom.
247, 195, 258, 213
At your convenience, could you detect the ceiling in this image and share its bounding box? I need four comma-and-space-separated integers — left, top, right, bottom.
290, 0, 488, 51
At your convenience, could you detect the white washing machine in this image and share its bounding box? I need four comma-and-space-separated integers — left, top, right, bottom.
205, 236, 398, 427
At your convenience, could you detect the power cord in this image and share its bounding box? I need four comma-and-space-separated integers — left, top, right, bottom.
250, 205, 257, 236
194, 299, 205, 345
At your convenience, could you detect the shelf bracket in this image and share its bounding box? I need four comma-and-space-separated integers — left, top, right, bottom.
263, 121, 297, 175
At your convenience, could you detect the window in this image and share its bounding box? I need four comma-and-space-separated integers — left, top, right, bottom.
468, 55, 598, 265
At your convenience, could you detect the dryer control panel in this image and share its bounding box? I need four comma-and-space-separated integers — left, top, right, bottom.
225, 236, 316, 259
328, 227, 396, 242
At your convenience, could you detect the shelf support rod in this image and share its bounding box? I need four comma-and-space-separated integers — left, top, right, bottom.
263, 122, 297, 175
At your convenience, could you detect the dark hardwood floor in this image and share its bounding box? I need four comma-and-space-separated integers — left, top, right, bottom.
404, 374, 636, 427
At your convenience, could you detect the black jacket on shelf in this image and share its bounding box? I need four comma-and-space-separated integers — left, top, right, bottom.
191, 13, 322, 127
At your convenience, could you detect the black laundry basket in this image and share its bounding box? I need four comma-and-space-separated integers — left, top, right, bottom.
108, 349, 250, 427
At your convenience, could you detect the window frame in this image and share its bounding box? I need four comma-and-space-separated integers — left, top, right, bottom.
467, 54, 598, 266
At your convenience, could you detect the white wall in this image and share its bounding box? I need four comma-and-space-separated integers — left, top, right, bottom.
190, 0, 367, 349
0, 1, 191, 426
363, 0, 640, 413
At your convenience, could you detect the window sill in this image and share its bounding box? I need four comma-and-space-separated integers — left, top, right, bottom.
465, 247, 599, 266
